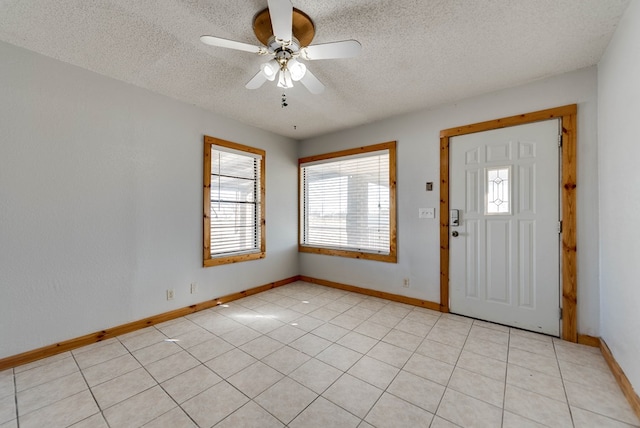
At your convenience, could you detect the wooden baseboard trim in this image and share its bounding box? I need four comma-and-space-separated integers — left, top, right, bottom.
600, 339, 640, 420
577, 334, 601, 348
0, 276, 299, 371
299, 275, 441, 312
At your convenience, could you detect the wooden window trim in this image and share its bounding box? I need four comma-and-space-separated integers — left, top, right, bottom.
439, 105, 578, 342
203, 136, 266, 267
298, 141, 397, 263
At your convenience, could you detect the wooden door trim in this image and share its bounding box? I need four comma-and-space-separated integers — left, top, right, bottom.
439, 105, 578, 342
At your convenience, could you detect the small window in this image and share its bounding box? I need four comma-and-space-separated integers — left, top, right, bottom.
486, 166, 511, 214
299, 141, 397, 263
203, 136, 265, 267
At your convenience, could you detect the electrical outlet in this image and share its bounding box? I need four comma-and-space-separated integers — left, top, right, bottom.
166, 289, 175, 300
419, 208, 435, 219
190, 282, 197, 294
403, 278, 410, 288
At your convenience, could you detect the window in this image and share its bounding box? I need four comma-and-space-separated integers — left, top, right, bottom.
299, 141, 397, 263
203, 136, 265, 267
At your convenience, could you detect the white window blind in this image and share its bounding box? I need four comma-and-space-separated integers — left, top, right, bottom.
210, 147, 261, 256
301, 150, 390, 254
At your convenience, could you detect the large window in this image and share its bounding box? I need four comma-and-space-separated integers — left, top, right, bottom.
299, 141, 397, 263
203, 136, 265, 267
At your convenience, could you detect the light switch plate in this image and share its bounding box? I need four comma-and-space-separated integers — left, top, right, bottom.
419, 208, 435, 219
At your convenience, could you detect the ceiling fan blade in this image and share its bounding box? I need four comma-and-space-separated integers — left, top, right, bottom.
200, 35, 262, 54
267, 0, 293, 43
300, 40, 362, 60
245, 70, 268, 89
300, 69, 325, 94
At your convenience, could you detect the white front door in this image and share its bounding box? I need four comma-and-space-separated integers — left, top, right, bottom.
449, 119, 560, 336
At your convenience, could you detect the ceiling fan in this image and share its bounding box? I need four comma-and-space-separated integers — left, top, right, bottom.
200, 0, 361, 94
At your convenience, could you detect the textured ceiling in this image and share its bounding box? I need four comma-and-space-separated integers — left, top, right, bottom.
0, 0, 630, 139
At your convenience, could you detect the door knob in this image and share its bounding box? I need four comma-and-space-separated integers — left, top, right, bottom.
452, 231, 459, 237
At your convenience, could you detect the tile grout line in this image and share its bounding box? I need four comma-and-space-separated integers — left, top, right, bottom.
12, 368, 19, 428
70, 351, 111, 428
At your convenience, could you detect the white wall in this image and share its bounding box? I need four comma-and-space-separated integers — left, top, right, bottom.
299, 67, 600, 336
598, 0, 640, 392
0, 41, 299, 359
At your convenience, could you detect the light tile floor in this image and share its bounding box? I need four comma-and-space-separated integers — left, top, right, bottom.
1, 281, 639, 427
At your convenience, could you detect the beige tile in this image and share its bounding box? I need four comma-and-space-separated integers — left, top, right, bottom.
365, 392, 433, 428
262, 346, 311, 374
246, 316, 286, 334
145, 350, 200, 383
290, 315, 324, 332
347, 355, 400, 389
366, 312, 402, 329
558, 358, 618, 389
73, 341, 129, 370
357, 298, 388, 312
255, 377, 317, 424
14, 352, 71, 374
395, 319, 432, 337
555, 342, 610, 371
344, 305, 376, 320
323, 373, 382, 418
17, 371, 87, 416
508, 347, 560, 377
435, 318, 473, 336
473, 319, 510, 333
403, 310, 439, 326
404, 353, 454, 385
155, 318, 200, 338
387, 370, 445, 413
227, 361, 283, 398
185, 336, 234, 362
463, 336, 508, 362
102, 385, 175, 427
317, 344, 363, 371
81, 353, 141, 387
564, 379, 639, 425
69, 412, 109, 428
430, 416, 462, 428
506, 363, 566, 402
504, 384, 572, 427
0, 371, 13, 399
0, 396, 15, 425
337, 331, 379, 354
436, 389, 502, 428
220, 325, 262, 346
448, 367, 504, 407
571, 406, 640, 428
354, 320, 393, 339
290, 396, 360, 428
267, 324, 307, 344
91, 367, 156, 409
18, 390, 98, 428
173, 326, 216, 349
441, 313, 473, 325
119, 328, 166, 352
160, 364, 221, 404
201, 315, 244, 336
309, 307, 341, 322
382, 329, 423, 351
330, 314, 365, 330
510, 328, 553, 343
366, 342, 412, 368
312, 323, 350, 342
289, 358, 343, 394
456, 349, 506, 381
415, 339, 462, 365
15, 357, 78, 392
132, 340, 182, 366
182, 381, 248, 428
204, 348, 257, 378
502, 411, 547, 427
290, 333, 332, 356
426, 326, 467, 349
142, 407, 197, 427
469, 325, 509, 345
509, 334, 556, 359
216, 401, 284, 428
378, 304, 412, 318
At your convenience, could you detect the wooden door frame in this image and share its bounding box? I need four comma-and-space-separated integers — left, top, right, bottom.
439, 105, 578, 342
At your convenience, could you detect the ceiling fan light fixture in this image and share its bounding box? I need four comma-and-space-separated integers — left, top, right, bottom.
288, 58, 307, 81
277, 69, 294, 89
260, 59, 279, 81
